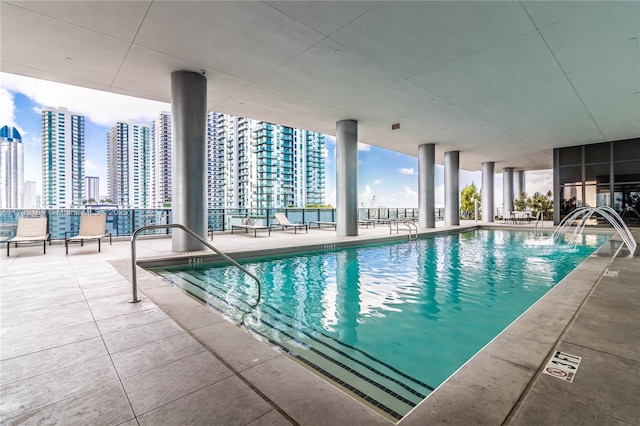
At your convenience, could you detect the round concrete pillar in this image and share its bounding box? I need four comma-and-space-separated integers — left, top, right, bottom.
481, 162, 495, 222
171, 70, 207, 251
444, 151, 460, 226
503, 167, 515, 218
336, 120, 358, 236
418, 144, 436, 228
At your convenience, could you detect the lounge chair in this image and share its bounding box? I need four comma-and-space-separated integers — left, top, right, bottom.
309, 220, 337, 230
231, 217, 271, 237
65, 214, 112, 254
6, 217, 50, 256
271, 212, 308, 233
308, 220, 374, 230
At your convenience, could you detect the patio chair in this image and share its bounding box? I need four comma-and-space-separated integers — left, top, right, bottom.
65, 214, 112, 254
271, 212, 308, 233
6, 217, 50, 256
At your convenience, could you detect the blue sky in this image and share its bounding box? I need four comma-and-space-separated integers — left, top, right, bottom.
1, 72, 553, 208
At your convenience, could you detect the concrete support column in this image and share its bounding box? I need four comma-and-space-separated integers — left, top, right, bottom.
336, 120, 358, 236
171, 70, 207, 251
444, 151, 459, 226
514, 170, 525, 198
418, 143, 436, 228
553, 148, 561, 225
481, 162, 495, 222
503, 167, 515, 218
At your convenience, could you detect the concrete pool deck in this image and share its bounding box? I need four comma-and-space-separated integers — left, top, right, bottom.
1, 222, 638, 425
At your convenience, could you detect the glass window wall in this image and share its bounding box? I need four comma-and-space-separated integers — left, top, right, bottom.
555, 138, 640, 226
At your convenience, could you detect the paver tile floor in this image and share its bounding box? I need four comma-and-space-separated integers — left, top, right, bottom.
1, 223, 638, 425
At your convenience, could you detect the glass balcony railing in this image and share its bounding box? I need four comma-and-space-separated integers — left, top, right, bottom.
0, 207, 429, 241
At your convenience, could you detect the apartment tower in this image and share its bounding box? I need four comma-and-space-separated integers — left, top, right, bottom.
85, 176, 99, 202
107, 121, 151, 208
207, 112, 326, 209
0, 125, 24, 208
41, 107, 85, 208
151, 111, 172, 208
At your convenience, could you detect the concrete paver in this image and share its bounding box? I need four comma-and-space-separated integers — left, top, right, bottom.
0, 222, 637, 425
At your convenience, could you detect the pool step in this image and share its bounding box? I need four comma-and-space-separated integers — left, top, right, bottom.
155, 268, 433, 420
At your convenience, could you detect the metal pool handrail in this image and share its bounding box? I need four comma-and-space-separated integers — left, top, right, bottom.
130, 224, 261, 306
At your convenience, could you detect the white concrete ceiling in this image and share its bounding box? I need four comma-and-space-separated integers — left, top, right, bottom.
1, 1, 638, 171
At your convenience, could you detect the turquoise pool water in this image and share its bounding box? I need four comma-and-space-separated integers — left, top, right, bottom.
151, 229, 607, 420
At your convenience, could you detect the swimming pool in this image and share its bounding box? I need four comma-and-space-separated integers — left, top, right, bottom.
151, 229, 607, 420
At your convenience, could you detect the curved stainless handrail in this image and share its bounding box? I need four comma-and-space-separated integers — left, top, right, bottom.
390, 218, 418, 240
130, 224, 261, 306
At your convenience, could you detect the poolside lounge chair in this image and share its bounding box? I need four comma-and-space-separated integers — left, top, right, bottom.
309, 220, 336, 230
6, 217, 50, 256
65, 214, 112, 254
271, 212, 308, 233
231, 217, 271, 237
308, 220, 375, 230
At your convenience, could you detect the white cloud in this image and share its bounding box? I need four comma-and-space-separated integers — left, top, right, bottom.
401, 186, 417, 206
0, 86, 26, 135
0, 86, 15, 125
526, 170, 553, 196
1, 73, 168, 127
373, 179, 383, 185
359, 185, 376, 207
399, 167, 415, 175
358, 142, 370, 151
373, 185, 418, 208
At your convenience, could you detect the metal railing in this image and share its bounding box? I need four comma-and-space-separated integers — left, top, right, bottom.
397, 219, 418, 240
130, 224, 261, 307
0, 207, 432, 241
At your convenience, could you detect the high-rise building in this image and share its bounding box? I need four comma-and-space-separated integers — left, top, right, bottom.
206, 112, 225, 210
23, 181, 38, 208
85, 176, 99, 202
41, 107, 85, 208
107, 121, 151, 208
151, 112, 172, 208
295, 129, 326, 207
207, 113, 325, 209
0, 125, 23, 208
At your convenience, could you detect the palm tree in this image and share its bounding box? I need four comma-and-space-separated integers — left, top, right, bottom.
529, 191, 553, 220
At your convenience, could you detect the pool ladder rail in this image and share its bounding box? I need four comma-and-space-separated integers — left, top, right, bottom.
390, 218, 418, 241
129, 223, 261, 306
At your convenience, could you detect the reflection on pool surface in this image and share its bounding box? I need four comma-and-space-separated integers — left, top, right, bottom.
151, 229, 607, 420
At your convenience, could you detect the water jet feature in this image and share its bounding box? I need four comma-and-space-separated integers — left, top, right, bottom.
553, 206, 637, 254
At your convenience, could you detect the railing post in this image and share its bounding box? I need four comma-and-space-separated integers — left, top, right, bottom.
130, 223, 261, 306
130, 233, 140, 303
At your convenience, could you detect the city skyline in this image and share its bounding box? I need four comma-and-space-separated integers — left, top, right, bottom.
0, 72, 554, 209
